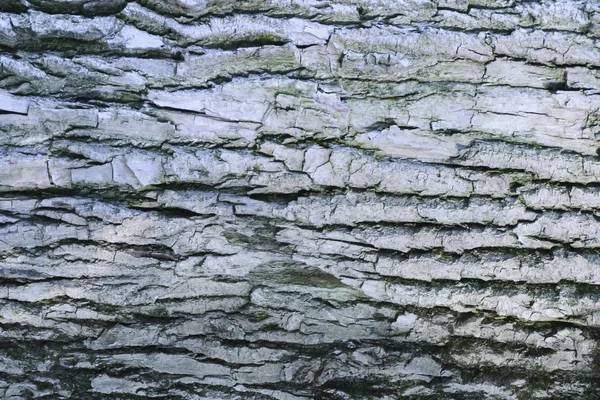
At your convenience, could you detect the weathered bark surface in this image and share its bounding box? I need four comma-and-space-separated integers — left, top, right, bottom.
1, 0, 600, 398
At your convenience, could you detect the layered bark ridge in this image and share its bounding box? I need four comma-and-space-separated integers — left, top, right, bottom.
1, 0, 600, 399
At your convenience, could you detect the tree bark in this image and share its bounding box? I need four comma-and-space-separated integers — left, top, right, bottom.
1, 0, 600, 398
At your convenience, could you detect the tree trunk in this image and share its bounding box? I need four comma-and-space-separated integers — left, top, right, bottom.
0, 0, 599, 398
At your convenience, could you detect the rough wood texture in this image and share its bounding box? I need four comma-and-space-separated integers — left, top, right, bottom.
1, 0, 600, 399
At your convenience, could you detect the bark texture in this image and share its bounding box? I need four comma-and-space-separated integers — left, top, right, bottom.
1, 0, 600, 398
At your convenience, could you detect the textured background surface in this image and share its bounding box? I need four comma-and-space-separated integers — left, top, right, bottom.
1, 0, 600, 398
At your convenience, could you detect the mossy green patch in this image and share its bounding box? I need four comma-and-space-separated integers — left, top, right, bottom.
248, 310, 271, 322
277, 266, 347, 289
